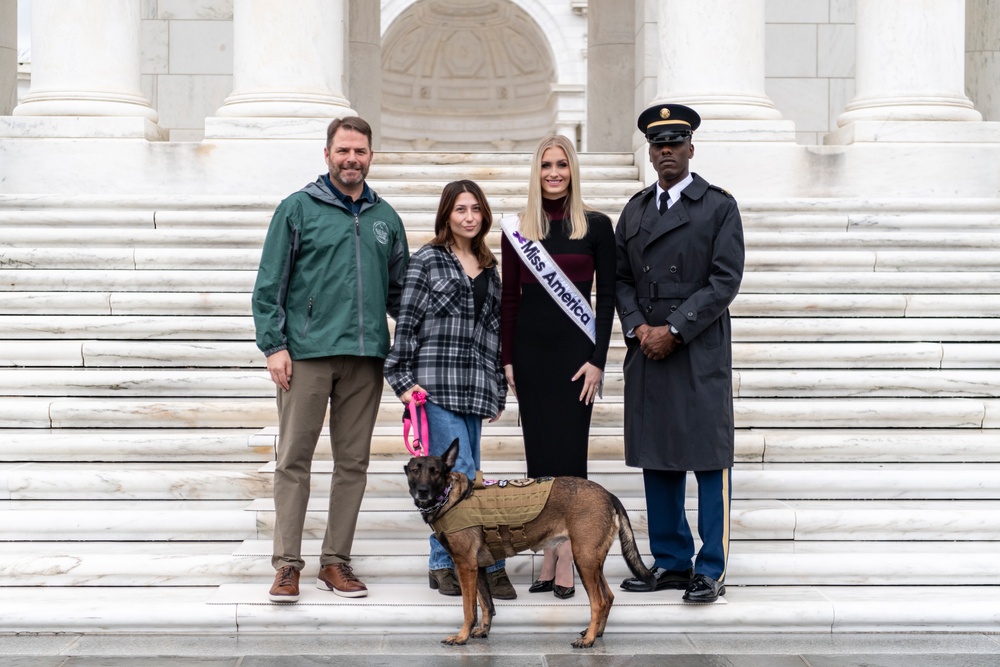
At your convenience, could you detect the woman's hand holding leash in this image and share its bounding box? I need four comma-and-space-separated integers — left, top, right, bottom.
402, 387, 429, 457
401, 384, 426, 404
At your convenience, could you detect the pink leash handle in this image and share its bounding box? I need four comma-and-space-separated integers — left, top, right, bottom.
403, 391, 429, 457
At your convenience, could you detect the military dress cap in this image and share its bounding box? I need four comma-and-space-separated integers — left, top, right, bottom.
638, 103, 701, 143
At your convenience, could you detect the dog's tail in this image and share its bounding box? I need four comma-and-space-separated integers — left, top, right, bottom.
612, 494, 654, 587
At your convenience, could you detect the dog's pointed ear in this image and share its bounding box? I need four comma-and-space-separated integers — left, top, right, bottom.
443, 438, 460, 471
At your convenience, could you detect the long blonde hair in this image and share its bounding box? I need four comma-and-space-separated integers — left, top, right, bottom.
519, 135, 591, 241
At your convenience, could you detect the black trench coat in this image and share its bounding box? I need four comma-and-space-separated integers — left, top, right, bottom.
614, 174, 745, 471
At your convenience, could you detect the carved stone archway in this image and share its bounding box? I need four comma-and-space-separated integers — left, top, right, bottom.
381, 0, 557, 151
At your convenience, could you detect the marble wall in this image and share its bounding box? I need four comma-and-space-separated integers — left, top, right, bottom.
763, 0, 856, 144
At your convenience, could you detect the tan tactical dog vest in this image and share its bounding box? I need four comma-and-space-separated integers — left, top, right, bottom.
431, 473, 554, 561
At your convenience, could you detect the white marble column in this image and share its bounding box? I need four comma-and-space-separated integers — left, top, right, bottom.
653, 0, 792, 140
838, 0, 980, 126
8, 0, 160, 137
207, 0, 355, 138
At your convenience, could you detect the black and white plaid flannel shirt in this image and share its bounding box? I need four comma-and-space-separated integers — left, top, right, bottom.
384, 244, 506, 419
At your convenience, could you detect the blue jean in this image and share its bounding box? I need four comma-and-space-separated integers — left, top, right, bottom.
423, 400, 505, 573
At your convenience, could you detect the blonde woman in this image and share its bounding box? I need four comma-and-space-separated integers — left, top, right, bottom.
500, 135, 616, 598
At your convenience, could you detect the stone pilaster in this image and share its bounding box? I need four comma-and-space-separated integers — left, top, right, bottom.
587, 0, 634, 152
0, 0, 15, 116
348, 0, 382, 149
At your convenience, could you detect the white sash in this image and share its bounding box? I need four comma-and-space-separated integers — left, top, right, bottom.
500, 214, 596, 344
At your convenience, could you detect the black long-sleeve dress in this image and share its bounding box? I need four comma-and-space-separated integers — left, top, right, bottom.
500, 198, 616, 478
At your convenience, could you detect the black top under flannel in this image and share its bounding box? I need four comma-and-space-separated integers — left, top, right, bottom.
384, 244, 506, 419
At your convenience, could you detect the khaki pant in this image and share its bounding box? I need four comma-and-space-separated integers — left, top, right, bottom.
271, 355, 384, 571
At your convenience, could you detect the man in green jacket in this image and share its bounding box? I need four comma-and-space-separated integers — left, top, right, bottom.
252, 116, 409, 602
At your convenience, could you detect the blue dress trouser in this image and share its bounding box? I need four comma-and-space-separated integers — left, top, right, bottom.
423, 400, 505, 573
642, 467, 731, 581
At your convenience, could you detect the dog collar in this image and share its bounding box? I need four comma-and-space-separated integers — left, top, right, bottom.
419, 482, 453, 515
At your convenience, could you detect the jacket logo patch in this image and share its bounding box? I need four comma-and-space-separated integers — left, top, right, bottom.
373, 220, 390, 245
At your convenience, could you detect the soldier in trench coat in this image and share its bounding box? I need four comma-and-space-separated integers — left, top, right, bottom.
615, 104, 744, 603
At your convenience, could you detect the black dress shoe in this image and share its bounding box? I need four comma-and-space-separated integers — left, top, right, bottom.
683, 574, 726, 603
620, 566, 693, 592
528, 578, 554, 593
553, 584, 575, 599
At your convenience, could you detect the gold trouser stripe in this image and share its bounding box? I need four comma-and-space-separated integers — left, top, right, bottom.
719, 468, 731, 581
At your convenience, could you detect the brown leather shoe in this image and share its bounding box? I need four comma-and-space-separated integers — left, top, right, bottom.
487, 567, 517, 600
317, 562, 368, 598
428, 568, 461, 596
269, 565, 300, 603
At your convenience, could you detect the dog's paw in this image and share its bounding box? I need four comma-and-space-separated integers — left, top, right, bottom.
442, 635, 469, 646
471, 628, 490, 639
572, 636, 596, 649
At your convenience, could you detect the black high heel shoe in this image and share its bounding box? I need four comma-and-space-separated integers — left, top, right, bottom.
528, 578, 554, 593
553, 583, 575, 599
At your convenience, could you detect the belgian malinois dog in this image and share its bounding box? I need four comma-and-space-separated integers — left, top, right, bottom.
405, 439, 652, 648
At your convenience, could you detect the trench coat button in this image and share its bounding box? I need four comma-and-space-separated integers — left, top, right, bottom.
687, 311, 695, 317
645, 306, 653, 313
643, 266, 651, 273
670, 306, 677, 312
670, 266, 678, 273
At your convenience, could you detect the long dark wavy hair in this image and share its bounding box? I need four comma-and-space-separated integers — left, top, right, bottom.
430, 180, 497, 269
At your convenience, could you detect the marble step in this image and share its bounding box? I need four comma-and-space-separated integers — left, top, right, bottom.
252, 427, 1000, 464
2, 539, 998, 587
6, 246, 1000, 272
4, 427, 998, 465
3, 205, 999, 234
233, 538, 1000, 586
1, 500, 256, 540
0, 428, 273, 462
6, 339, 999, 372
3, 368, 999, 399
6, 460, 1000, 501
367, 164, 640, 182
3, 315, 1000, 344
6, 498, 1000, 541
244, 497, 1000, 542
741, 271, 1000, 293
5, 213, 1000, 246
254, 460, 1000, 501
371, 151, 637, 166
3, 395, 999, 429
3, 584, 999, 634
5, 291, 1000, 320
4, 268, 998, 294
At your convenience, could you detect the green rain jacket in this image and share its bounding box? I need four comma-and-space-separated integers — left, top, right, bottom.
252, 176, 409, 360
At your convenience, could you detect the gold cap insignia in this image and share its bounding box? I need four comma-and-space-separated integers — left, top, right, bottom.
660, 108, 671, 119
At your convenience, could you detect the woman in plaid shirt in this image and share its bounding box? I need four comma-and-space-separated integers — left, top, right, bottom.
383, 180, 513, 598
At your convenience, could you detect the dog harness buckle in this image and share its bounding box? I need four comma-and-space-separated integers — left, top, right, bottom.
483, 524, 505, 562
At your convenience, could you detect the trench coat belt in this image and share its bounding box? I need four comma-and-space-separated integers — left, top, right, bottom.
645, 281, 701, 302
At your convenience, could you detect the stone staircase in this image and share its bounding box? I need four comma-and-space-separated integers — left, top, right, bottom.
1, 152, 999, 636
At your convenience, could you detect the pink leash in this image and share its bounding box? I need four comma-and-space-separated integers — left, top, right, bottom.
403, 391, 429, 457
